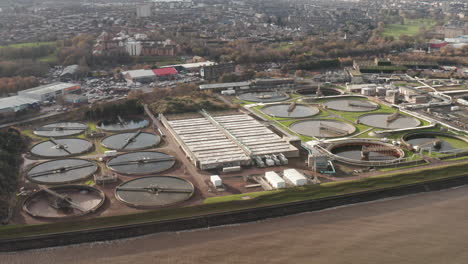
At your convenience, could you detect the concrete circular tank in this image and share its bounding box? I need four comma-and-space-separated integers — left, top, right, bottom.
34, 122, 87, 137
402, 132, 468, 153
238, 91, 289, 103
26, 158, 98, 185
115, 176, 194, 208
97, 117, 149, 132
296, 87, 342, 96
324, 99, 379, 112
30, 138, 93, 158
261, 104, 320, 118
290, 119, 356, 138
327, 140, 405, 165
101, 132, 161, 151
23, 185, 105, 219
358, 113, 420, 129
107, 151, 175, 175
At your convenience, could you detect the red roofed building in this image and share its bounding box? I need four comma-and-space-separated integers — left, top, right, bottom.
429, 40, 448, 49
153, 67, 178, 76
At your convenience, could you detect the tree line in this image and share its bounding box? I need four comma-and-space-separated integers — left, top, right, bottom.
0, 60, 48, 78
0, 129, 27, 222
84, 99, 144, 120
0, 76, 39, 96
0, 45, 55, 60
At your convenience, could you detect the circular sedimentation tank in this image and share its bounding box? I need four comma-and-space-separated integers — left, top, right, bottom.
23, 185, 105, 219
238, 91, 289, 103
97, 117, 149, 132
290, 119, 356, 138
358, 113, 420, 129
101, 132, 161, 151
403, 132, 468, 153
296, 87, 342, 96
107, 151, 175, 175
34, 122, 87, 137
328, 141, 405, 164
115, 176, 194, 208
26, 158, 98, 185
261, 104, 320, 118
30, 138, 93, 158
324, 99, 379, 112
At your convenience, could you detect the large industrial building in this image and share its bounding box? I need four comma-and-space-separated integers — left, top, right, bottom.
0, 96, 39, 114
0, 82, 80, 115
161, 112, 299, 170
122, 68, 178, 83
18, 82, 81, 102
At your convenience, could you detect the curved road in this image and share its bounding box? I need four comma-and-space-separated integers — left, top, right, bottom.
3, 186, 468, 263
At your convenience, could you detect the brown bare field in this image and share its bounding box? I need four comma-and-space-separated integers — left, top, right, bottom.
3, 185, 468, 264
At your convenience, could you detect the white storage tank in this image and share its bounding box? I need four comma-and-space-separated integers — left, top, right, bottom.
210, 175, 222, 187
283, 169, 308, 186
265, 171, 286, 189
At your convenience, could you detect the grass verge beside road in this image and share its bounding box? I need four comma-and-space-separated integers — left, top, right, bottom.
1, 161, 467, 240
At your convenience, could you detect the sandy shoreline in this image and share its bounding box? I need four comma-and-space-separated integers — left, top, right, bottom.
3, 186, 468, 264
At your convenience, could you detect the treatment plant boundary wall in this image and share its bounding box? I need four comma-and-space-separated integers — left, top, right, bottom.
2, 174, 468, 252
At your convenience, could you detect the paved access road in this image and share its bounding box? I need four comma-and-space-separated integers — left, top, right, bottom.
3, 186, 468, 264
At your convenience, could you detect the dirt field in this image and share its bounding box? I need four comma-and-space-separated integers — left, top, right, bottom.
4, 186, 468, 264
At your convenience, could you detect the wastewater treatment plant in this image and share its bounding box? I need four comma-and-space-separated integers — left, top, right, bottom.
2, 81, 468, 247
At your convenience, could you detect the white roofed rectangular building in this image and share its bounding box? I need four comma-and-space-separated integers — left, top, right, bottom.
0, 96, 40, 113
265, 171, 286, 189
122, 69, 156, 83
161, 112, 299, 170
18, 82, 80, 102
283, 169, 308, 186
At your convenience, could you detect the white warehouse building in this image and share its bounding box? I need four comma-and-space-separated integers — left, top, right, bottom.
161, 112, 299, 170
265, 171, 286, 189
18, 82, 81, 102
0, 96, 39, 114
283, 169, 308, 186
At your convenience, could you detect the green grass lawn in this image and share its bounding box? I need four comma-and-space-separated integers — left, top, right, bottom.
265, 98, 391, 140
21, 130, 43, 140
204, 190, 283, 204
0, 41, 56, 48
38, 53, 58, 64
0, 41, 58, 64
234, 99, 256, 106
379, 162, 428, 172
1, 161, 467, 239
443, 156, 468, 162
87, 122, 98, 132
439, 136, 468, 149
382, 18, 436, 38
